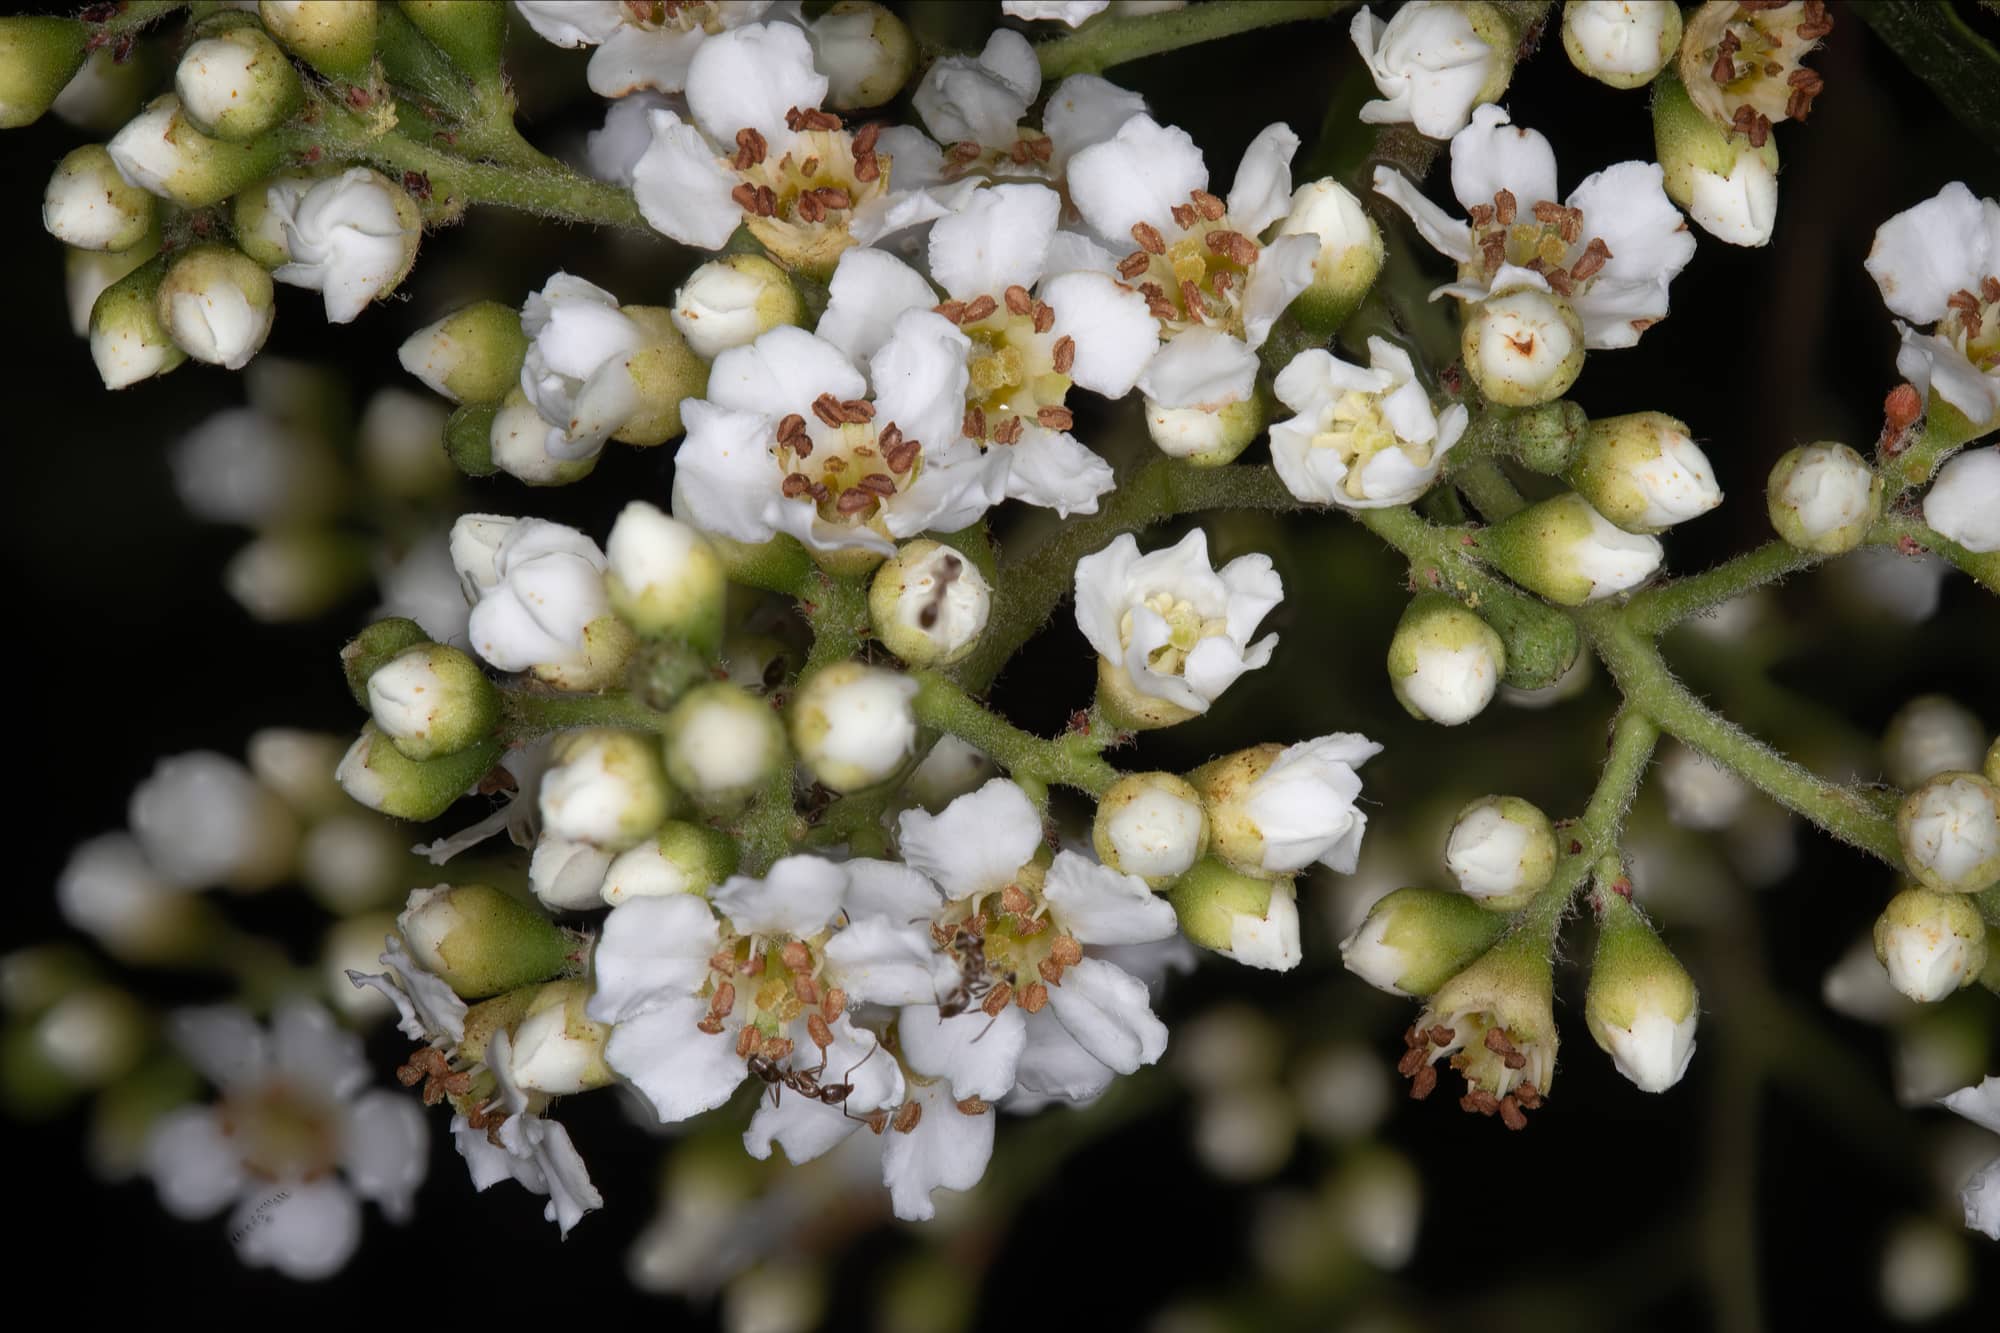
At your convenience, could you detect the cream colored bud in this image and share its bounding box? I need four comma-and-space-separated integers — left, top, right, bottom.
174, 26, 301, 140
1462, 283, 1584, 406
670, 254, 805, 360
366, 643, 500, 761
1276, 177, 1384, 331
1561, 1, 1680, 89
507, 980, 615, 1095
105, 94, 281, 207
398, 300, 529, 404
1766, 443, 1881, 554
662, 683, 789, 811
1387, 594, 1505, 725
790, 662, 918, 793
89, 256, 185, 389
156, 243, 275, 369
1897, 772, 2000, 894
397, 883, 569, 999
1883, 696, 1988, 790
599, 821, 739, 906
606, 501, 727, 650
1143, 395, 1267, 467
539, 728, 675, 851
869, 540, 990, 668
1566, 412, 1722, 533
1873, 887, 1987, 1002
258, 1, 377, 83
43, 144, 154, 251
1482, 492, 1664, 605
1444, 796, 1557, 909
812, 1, 917, 110
1093, 772, 1209, 886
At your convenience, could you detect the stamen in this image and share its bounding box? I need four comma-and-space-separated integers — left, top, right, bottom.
1019, 981, 1048, 1011
835, 489, 877, 514
812, 393, 846, 428
1131, 221, 1167, 255
1190, 188, 1226, 220
733, 127, 767, 170
1004, 285, 1033, 315
1118, 251, 1151, 280
963, 406, 987, 440
1204, 230, 1259, 266
961, 294, 998, 323
780, 941, 812, 973
1493, 189, 1517, 225
1036, 406, 1074, 430
1569, 236, 1613, 282
806, 1012, 833, 1049
1031, 301, 1054, 334
1052, 335, 1075, 374
891, 1100, 923, 1133
1170, 202, 1197, 230
955, 1096, 988, 1115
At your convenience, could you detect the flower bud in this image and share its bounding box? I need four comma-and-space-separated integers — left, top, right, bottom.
904, 735, 995, 813
1658, 741, 1751, 830
1444, 796, 1557, 910
227, 169, 311, 267
51, 43, 151, 135
1350, 0, 1516, 139
1274, 178, 1384, 333
620, 306, 711, 447
1566, 412, 1722, 533
258, 1, 377, 83
488, 387, 600, 487
1585, 893, 1698, 1092
399, 301, 530, 405
130, 750, 300, 892
0, 17, 84, 128
396, 0, 507, 78
156, 244, 275, 369
336, 723, 505, 823
606, 501, 727, 651
1873, 887, 1987, 1003
247, 727, 350, 818
56, 834, 205, 965
869, 540, 990, 668
1387, 594, 1505, 725
528, 835, 612, 912
1653, 71, 1779, 247
539, 729, 675, 851
1923, 446, 2000, 554
174, 26, 302, 140
105, 94, 281, 207
299, 814, 404, 913
1337, 887, 1507, 997
1142, 395, 1267, 467
662, 683, 789, 811
341, 616, 432, 706
65, 238, 158, 337
1192, 734, 1380, 878
671, 255, 804, 364
600, 821, 739, 907
1093, 773, 1209, 886
506, 979, 615, 1095
366, 643, 500, 761
34, 986, 147, 1087
1561, 0, 1680, 88
1897, 772, 2000, 894
357, 387, 454, 499
811, 2, 917, 109
1461, 281, 1584, 406
1483, 492, 1664, 605
223, 529, 368, 621
89, 255, 186, 390
43, 144, 154, 252
1167, 857, 1301, 972
1883, 696, 1988, 790
397, 884, 569, 1000
1762, 442, 1880, 555
790, 662, 918, 793
272, 168, 423, 324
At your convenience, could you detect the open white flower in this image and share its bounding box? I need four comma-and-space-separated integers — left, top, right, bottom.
1864, 183, 2000, 428
518, 273, 649, 464
452, 1028, 603, 1236
1351, 1, 1509, 139
144, 1002, 427, 1280
1923, 446, 2000, 553
630, 22, 972, 270
1237, 735, 1383, 874
1074, 528, 1282, 722
673, 316, 1004, 555
1376, 104, 1696, 349
458, 515, 612, 676
1271, 337, 1468, 507
514, 0, 775, 98
913, 29, 1041, 156
271, 168, 420, 324
1937, 1077, 2000, 1240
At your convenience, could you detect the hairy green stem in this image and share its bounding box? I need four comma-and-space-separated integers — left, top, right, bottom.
800, 573, 870, 675
912, 672, 1121, 798
1623, 540, 1819, 636
735, 760, 803, 875
1033, 0, 1354, 79
1451, 456, 1527, 522
501, 688, 667, 740
1867, 510, 2000, 594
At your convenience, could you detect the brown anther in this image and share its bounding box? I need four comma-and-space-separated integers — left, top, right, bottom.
1532, 200, 1565, 225
1000, 883, 1034, 916
797, 107, 842, 132
797, 191, 824, 223
780, 941, 812, 974
1983, 276, 2000, 303
776, 411, 808, 444
709, 979, 736, 1017
1010, 138, 1032, 165
934, 299, 969, 324
949, 140, 982, 164
801, 155, 819, 178
982, 982, 1013, 1016
1785, 86, 1816, 122
1409, 1063, 1438, 1099
1180, 278, 1208, 319
731, 182, 762, 214
1460, 1089, 1500, 1116
1797, 0, 1833, 39
1131, 221, 1167, 255
1020, 982, 1049, 1012
992, 417, 1024, 445
782, 472, 813, 498
1028, 135, 1052, 163
1037, 956, 1065, 985
820, 457, 848, 476
835, 489, 877, 514
841, 397, 876, 423
817, 186, 854, 211
1190, 189, 1226, 221
794, 974, 820, 1006
1205, 230, 1259, 266
1479, 233, 1508, 271
853, 122, 881, 156
1048, 934, 1083, 967
1427, 1025, 1455, 1047
697, 1014, 725, 1035
396, 1061, 425, 1087
1397, 1046, 1428, 1078
956, 1096, 989, 1115
855, 472, 898, 497
1170, 202, 1197, 230
1403, 1024, 1429, 1050
1484, 1028, 1517, 1056
1118, 251, 1151, 279
962, 294, 999, 323
1493, 189, 1517, 225
763, 1036, 794, 1062
813, 989, 844, 1024
1053, 335, 1076, 374
1503, 1050, 1528, 1070
442, 1070, 473, 1096
1711, 47, 1737, 86
855, 153, 880, 183
812, 393, 847, 427
806, 1012, 833, 1050
1004, 285, 1033, 315
1031, 301, 1054, 334
1570, 236, 1613, 282
1468, 203, 1496, 227
1542, 267, 1576, 297
1499, 1096, 1528, 1130
891, 1100, 923, 1133
1514, 1081, 1543, 1109
963, 406, 987, 440
1036, 405, 1075, 431
884, 436, 921, 474
733, 127, 767, 170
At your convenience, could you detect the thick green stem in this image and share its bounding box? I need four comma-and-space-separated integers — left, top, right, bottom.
1623, 540, 1819, 636
911, 672, 1121, 798
1452, 456, 1527, 522
97, 1, 183, 36
735, 760, 802, 875
501, 688, 666, 741
1033, 0, 1354, 79
800, 573, 870, 675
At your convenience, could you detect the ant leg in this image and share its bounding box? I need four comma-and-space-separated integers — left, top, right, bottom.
969, 1012, 1002, 1045
841, 1038, 880, 1084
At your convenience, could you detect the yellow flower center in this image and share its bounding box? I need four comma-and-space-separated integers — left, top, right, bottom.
1314, 389, 1416, 500
218, 1082, 341, 1182
1119, 593, 1227, 677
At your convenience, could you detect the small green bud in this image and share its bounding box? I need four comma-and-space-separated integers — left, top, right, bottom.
400, 300, 530, 405
0, 946, 97, 1018
42, 144, 154, 252
671, 253, 806, 360
1387, 594, 1505, 726
366, 643, 501, 761
0, 16, 85, 129
812, 1, 917, 110
1482, 492, 1664, 606
156, 243, 276, 369
1093, 773, 1209, 887
1503, 399, 1589, 474
1474, 586, 1582, 690
397, 884, 569, 1000
65, 236, 159, 337
249, 727, 352, 818
600, 821, 739, 906
1144, 394, 1267, 467
1897, 772, 2000, 894
1653, 70, 1779, 247
664, 682, 789, 811
105, 94, 283, 207
341, 617, 433, 706
258, 0, 377, 83
174, 25, 302, 140
396, 0, 507, 78
1585, 892, 1698, 1092
1167, 857, 1301, 972
1874, 886, 1987, 1002
1274, 178, 1383, 334
1562, 0, 1680, 89
791, 662, 918, 793
1443, 795, 1557, 909
336, 722, 505, 823
540, 728, 675, 851
1338, 886, 1508, 997
869, 540, 989, 668
1766, 442, 1882, 555
89, 254, 186, 390
223, 529, 369, 621
1461, 282, 1584, 407
1566, 411, 1722, 534
505, 979, 615, 1095
1987, 738, 1999, 785
444, 400, 501, 476
606, 500, 727, 651
614, 305, 709, 447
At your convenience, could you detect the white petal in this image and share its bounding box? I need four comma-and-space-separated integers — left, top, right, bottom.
673, 399, 803, 547
1903, 331, 2000, 430
743, 1093, 858, 1164
1044, 956, 1168, 1073
685, 21, 827, 143
914, 30, 1038, 148
169, 1005, 268, 1091
897, 1004, 1026, 1100
146, 1107, 245, 1219
1136, 327, 1259, 409
270, 999, 369, 1104
340, 1090, 429, 1222
1241, 232, 1318, 348
1068, 113, 1209, 242
514, 1, 625, 47
1962, 1158, 2000, 1241
867, 309, 972, 459
1043, 74, 1147, 167
711, 855, 848, 938
879, 1078, 995, 1221
1040, 270, 1158, 397
605, 995, 747, 1122
842, 857, 945, 923
520, 1116, 602, 1235
897, 778, 1045, 900
823, 915, 953, 1005
1041, 850, 1178, 944
1012, 1001, 1114, 1101
631, 108, 742, 250
1004, 426, 1115, 516
1924, 447, 2000, 552
1939, 1075, 2000, 1133
1865, 182, 1999, 324
587, 23, 708, 98
1071, 532, 1141, 663
229, 1181, 361, 1281
929, 183, 1061, 300
587, 893, 721, 1024
1226, 123, 1300, 236
1449, 104, 1558, 213
1371, 164, 1473, 264
709, 324, 867, 419
1042, 228, 1123, 277
816, 247, 936, 370
879, 437, 1010, 541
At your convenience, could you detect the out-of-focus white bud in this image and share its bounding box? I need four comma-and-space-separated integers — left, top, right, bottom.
258, 1, 377, 83
1655, 71, 1779, 247
1483, 492, 1664, 605
1567, 412, 1722, 533
669, 254, 804, 361
1093, 772, 1209, 886
357, 387, 454, 499
129, 751, 298, 891
1821, 933, 1918, 1024
169, 405, 343, 527
1167, 858, 1302, 972
662, 683, 789, 812
606, 501, 727, 650
1880, 1217, 1971, 1323
868, 540, 989, 668
397, 883, 569, 998
1329, 1149, 1424, 1271
1883, 696, 1988, 790
1444, 795, 1557, 910
105, 94, 280, 206
1275, 178, 1384, 332
35, 986, 147, 1086
528, 835, 613, 912
538, 729, 674, 852
398, 301, 529, 404
156, 243, 275, 369
1923, 446, 2000, 554
89, 257, 185, 389
809, 1, 916, 111
55, 834, 201, 964
1561, 1, 1680, 88
789, 662, 918, 793
173, 25, 301, 140
599, 822, 739, 907
322, 912, 400, 1021
299, 814, 404, 913
1293, 1044, 1394, 1140
1765, 442, 1882, 554
367, 643, 500, 761
43, 144, 154, 251
65, 239, 157, 337
904, 735, 995, 813
223, 530, 367, 622
1461, 280, 1585, 406
272, 168, 423, 324
248, 728, 350, 818
1873, 887, 1987, 1002
1585, 893, 1699, 1092
1659, 741, 1752, 830
1337, 886, 1506, 996
507, 981, 614, 1095
1193, 1086, 1297, 1182
1898, 772, 2000, 894
1387, 594, 1505, 725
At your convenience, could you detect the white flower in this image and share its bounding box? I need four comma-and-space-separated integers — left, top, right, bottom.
1864, 183, 2000, 427
1376, 104, 1696, 349
1937, 1077, 2000, 1240
1238, 735, 1382, 875
56, 832, 196, 962
1351, 1, 1507, 139
1924, 446, 2000, 553
1271, 337, 1468, 507
1767, 442, 1880, 553
452, 1029, 603, 1236
144, 1002, 427, 1279
1073, 528, 1281, 718
913, 29, 1039, 151
584, 90, 674, 185
791, 662, 920, 791
129, 750, 297, 890
459, 515, 611, 676
519, 273, 648, 464
1561, 1, 1681, 88
1093, 773, 1208, 883
1003, 1, 1108, 23
271, 168, 419, 324
1444, 796, 1557, 904
345, 934, 468, 1049
514, 0, 775, 99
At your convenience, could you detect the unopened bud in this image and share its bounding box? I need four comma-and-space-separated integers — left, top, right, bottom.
323, 912, 400, 1021
1658, 741, 1751, 830
1387, 594, 1505, 725
65, 238, 158, 338
670, 254, 805, 361
397, 0, 506, 77
34, 986, 147, 1087
105, 94, 281, 207
539, 729, 674, 851
299, 814, 404, 914
1766, 442, 1881, 554
341, 617, 432, 706
869, 540, 990, 668
1461, 280, 1584, 406
43, 144, 154, 252
1585, 892, 1698, 1092
366, 643, 500, 761
272, 167, 424, 324
606, 501, 727, 651
223, 529, 368, 621
157, 243, 275, 369
1567, 411, 1721, 533
1143, 394, 1267, 468
1093, 772, 1209, 886
397, 883, 569, 1000
506, 980, 614, 1095
1167, 857, 1301, 972
1275, 177, 1384, 333
613, 306, 709, 447
1653, 71, 1779, 247
903, 735, 995, 813
258, 1, 378, 83
662, 683, 789, 811
1561, 0, 1680, 88
130, 751, 298, 892
399, 301, 530, 404
1338, 886, 1508, 997
56, 834, 204, 965
174, 25, 302, 140
488, 386, 600, 487
1923, 446, 2000, 555
358, 387, 454, 499
790, 662, 918, 793
335, 722, 505, 823
1192, 734, 1380, 877
247, 727, 350, 818
1444, 796, 1557, 910
1483, 492, 1664, 605
811, 1, 917, 110
1873, 887, 1987, 1003
528, 834, 612, 912
0, 16, 85, 128
1883, 696, 1987, 790
89, 255, 186, 389
1897, 772, 2000, 894
600, 821, 739, 906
